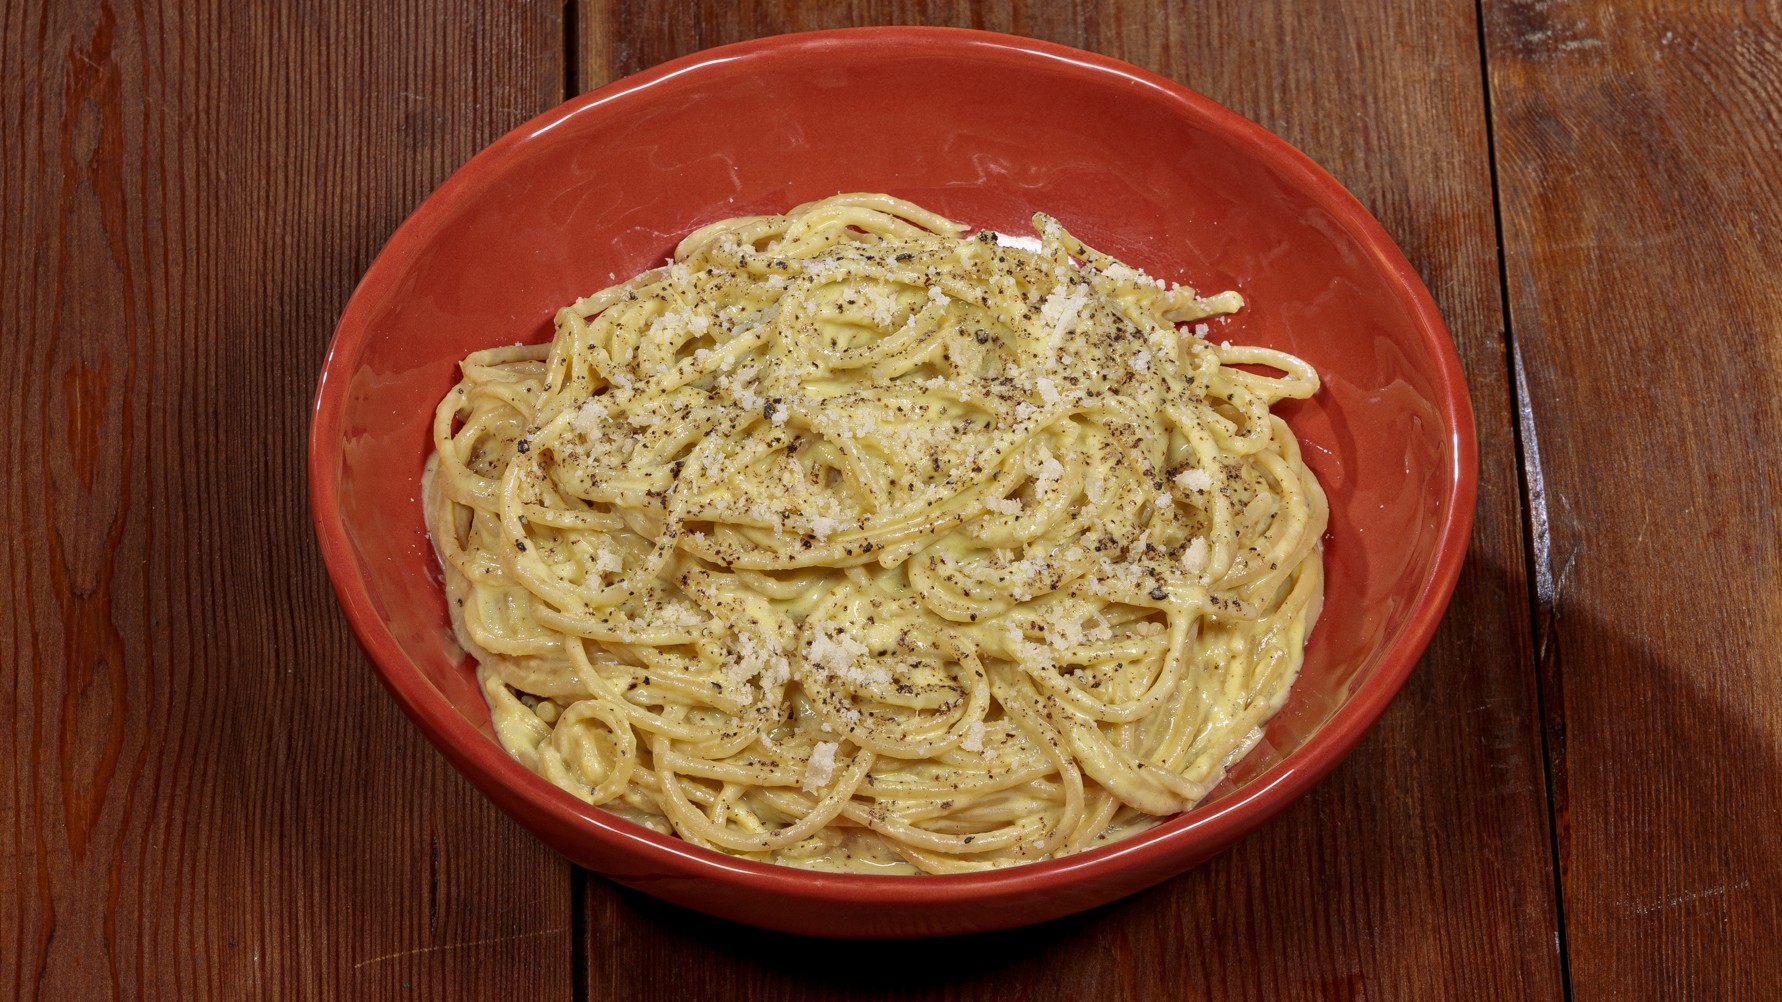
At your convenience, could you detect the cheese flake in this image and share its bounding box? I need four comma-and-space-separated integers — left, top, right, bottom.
1175, 468, 1213, 493
1183, 537, 1209, 575
959, 721, 986, 753
803, 742, 840, 793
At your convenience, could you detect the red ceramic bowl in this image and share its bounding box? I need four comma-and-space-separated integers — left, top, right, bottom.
311, 27, 1475, 938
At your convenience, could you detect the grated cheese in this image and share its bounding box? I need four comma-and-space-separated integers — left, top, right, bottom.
1183, 536, 1209, 575
959, 721, 986, 753
1175, 468, 1213, 493
803, 742, 840, 792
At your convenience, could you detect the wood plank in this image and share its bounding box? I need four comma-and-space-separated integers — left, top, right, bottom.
1484, 0, 1782, 996
0, 1, 573, 997
576, 4, 1561, 998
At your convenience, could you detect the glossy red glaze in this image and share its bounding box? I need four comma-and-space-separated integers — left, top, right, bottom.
310, 28, 1476, 938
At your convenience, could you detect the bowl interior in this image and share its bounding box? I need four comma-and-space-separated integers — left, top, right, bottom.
316, 28, 1471, 910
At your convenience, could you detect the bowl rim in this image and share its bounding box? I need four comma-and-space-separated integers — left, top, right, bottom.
310, 25, 1478, 912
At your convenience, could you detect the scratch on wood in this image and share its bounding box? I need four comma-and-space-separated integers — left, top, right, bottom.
1628, 880, 1752, 916
1537, 542, 1579, 666
353, 927, 566, 970
1513, 339, 1552, 603
1502, 0, 1607, 61
1516, 339, 1580, 666
1550, 542, 1578, 605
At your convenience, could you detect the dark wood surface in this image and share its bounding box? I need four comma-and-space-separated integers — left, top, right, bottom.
1, 1, 1771, 998
1484, 1, 1782, 997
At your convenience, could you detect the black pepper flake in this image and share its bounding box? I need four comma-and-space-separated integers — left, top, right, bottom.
762, 400, 777, 421
1149, 586, 1168, 600
515, 540, 527, 552
974, 329, 990, 344
894, 252, 913, 262
515, 438, 530, 453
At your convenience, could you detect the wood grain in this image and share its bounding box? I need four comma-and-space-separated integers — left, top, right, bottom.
577, 4, 1562, 999
0, 1, 574, 998
1484, 0, 1782, 997
28, 0, 1773, 994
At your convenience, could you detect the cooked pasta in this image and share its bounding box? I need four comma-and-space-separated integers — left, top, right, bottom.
424, 193, 1327, 873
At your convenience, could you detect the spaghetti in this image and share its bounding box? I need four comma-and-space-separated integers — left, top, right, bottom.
424, 193, 1327, 873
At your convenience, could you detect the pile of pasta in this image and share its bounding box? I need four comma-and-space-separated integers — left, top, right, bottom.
425, 193, 1327, 873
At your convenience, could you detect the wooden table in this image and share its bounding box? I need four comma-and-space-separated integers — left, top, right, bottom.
5, 1, 1777, 998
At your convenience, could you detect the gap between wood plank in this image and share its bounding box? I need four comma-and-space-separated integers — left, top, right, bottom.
571, 866, 590, 1002
1472, 1, 1574, 997
564, 0, 580, 100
